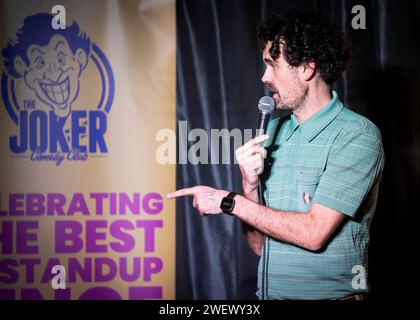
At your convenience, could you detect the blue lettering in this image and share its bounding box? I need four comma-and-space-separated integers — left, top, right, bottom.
71, 111, 87, 153
89, 111, 107, 153
9, 110, 107, 155
29, 111, 47, 152
50, 112, 69, 153
10, 111, 28, 153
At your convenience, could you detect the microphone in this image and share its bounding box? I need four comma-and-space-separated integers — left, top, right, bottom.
255, 96, 275, 302
256, 96, 275, 137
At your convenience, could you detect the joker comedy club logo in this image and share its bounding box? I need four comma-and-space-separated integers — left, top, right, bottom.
1, 13, 115, 165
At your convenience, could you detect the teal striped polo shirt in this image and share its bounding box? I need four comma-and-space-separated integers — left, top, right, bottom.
257, 90, 385, 300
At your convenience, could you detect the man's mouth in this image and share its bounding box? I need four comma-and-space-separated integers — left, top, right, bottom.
39, 77, 70, 105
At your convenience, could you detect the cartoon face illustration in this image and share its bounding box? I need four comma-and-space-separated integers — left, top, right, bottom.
14, 34, 87, 117
2, 13, 91, 118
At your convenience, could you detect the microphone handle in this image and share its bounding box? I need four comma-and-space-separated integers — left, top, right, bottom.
256, 112, 271, 137
255, 111, 271, 204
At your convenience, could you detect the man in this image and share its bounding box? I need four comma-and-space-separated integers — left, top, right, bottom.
168, 11, 384, 300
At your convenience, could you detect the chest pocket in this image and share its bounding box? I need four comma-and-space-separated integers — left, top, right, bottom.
297, 171, 322, 212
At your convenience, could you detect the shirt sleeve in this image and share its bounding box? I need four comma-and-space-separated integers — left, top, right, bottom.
313, 124, 385, 218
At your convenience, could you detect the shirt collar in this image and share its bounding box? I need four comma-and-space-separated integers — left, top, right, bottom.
285, 90, 343, 142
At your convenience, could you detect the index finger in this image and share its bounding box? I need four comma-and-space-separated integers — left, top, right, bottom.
167, 187, 198, 199
243, 134, 270, 152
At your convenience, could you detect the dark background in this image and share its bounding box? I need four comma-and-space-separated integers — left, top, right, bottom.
176, 0, 419, 300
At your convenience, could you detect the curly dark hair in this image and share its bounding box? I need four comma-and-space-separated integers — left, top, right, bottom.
258, 10, 350, 85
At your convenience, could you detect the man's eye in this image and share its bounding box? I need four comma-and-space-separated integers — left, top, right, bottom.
35, 57, 45, 69
57, 52, 66, 65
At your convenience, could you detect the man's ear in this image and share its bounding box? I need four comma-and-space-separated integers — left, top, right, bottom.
76, 48, 88, 71
300, 61, 317, 81
13, 56, 26, 77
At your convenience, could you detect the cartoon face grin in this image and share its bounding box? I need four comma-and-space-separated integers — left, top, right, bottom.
39, 77, 70, 106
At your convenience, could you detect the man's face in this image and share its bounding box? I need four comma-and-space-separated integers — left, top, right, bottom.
14, 34, 88, 118
261, 41, 307, 111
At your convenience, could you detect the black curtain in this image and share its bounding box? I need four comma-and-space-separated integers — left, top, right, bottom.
176, 0, 419, 300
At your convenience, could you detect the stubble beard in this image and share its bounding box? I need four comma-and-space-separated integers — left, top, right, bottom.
276, 84, 308, 112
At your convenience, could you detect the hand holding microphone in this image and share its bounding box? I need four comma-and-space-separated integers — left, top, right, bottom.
235, 96, 275, 192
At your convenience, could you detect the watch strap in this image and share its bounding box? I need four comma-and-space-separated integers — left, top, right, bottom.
226, 192, 237, 199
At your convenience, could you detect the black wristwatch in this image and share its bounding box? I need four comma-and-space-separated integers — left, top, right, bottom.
220, 192, 237, 215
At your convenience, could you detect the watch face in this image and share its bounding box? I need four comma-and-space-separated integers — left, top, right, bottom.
221, 197, 235, 212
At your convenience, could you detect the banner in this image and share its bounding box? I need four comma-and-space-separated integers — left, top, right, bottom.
0, 0, 176, 300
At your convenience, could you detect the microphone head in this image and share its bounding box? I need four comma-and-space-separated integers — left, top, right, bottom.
258, 96, 275, 114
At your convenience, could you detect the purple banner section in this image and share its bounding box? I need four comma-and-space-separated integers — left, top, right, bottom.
0, 221, 39, 254
0, 192, 168, 300
0, 257, 163, 284
0, 192, 163, 216
0, 286, 162, 300
54, 219, 163, 253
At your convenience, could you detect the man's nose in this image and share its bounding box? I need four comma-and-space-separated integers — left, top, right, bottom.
261, 69, 270, 84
